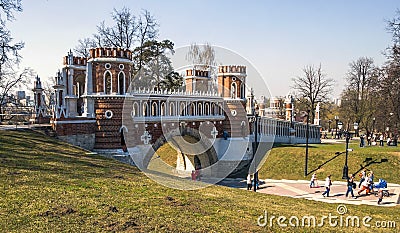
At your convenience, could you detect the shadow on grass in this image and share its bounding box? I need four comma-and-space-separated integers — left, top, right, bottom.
0, 129, 141, 180
307, 152, 344, 176
351, 159, 389, 177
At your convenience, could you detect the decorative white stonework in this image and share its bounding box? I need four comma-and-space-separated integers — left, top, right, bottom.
211, 127, 218, 139
105, 63, 111, 69
105, 110, 113, 119
141, 131, 152, 145
119, 64, 124, 70
231, 110, 237, 116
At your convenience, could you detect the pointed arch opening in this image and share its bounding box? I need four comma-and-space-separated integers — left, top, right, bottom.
118, 71, 125, 95
104, 71, 112, 94
169, 102, 175, 116
231, 82, 237, 99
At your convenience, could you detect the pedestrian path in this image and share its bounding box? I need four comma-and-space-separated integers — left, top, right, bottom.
216, 178, 400, 207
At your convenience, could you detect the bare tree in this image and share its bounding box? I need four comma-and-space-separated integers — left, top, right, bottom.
186, 42, 216, 69
73, 38, 97, 58
80, 8, 160, 75
0, 0, 22, 24
0, 68, 34, 120
94, 7, 138, 49
292, 64, 334, 123
0, 0, 33, 121
342, 57, 376, 132
185, 43, 217, 91
134, 9, 159, 73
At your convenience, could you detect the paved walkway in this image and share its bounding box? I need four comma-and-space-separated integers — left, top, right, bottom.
216, 178, 400, 207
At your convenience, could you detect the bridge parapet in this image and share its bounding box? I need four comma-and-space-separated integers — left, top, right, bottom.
129, 87, 219, 97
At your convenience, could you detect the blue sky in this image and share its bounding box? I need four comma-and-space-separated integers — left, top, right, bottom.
8, 0, 400, 98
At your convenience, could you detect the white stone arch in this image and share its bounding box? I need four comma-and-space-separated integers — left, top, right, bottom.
119, 125, 129, 133
211, 102, 216, 115
142, 102, 149, 117
151, 102, 158, 116
104, 70, 112, 94
74, 74, 85, 97
198, 102, 203, 116
118, 71, 125, 95
180, 102, 186, 116
231, 82, 237, 99
205, 103, 210, 115
132, 102, 139, 117
190, 103, 195, 116
160, 102, 166, 116
169, 102, 175, 116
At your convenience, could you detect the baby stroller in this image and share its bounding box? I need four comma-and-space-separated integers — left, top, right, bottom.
373, 179, 390, 197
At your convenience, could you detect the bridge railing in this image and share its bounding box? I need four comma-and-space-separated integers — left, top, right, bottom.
255, 116, 321, 142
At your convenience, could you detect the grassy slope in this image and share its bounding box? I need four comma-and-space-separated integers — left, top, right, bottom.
0, 130, 399, 232
259, 142, 400, 184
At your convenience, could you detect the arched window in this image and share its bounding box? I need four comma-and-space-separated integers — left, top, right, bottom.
161, 102, 166, 116
151, 102, 158, 116
169, 102, 175, 116
241, 83, 245, 99
118, 71, 125, 95
143, 102, 149, 117
231, 82, 237, 99
104, 71, 112, 94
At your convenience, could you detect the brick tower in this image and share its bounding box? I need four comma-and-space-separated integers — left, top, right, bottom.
84, 48, 133, 150
217, 65, 248, 137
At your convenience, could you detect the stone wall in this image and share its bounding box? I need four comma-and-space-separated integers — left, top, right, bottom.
58, 133, 95, 151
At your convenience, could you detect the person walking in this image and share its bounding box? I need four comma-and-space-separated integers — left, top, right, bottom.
379, 134, 384, 146
246, 174, 252, 190
367, 133, 372, 146
360, 135, 365, 147
310, 173, 317, 188
358, 178, 371, 196
367, 171, 374, 191
346, 175, 357, 199
358, 169, 367, 188
322, 175, 332, 197
377, 189, 384, 205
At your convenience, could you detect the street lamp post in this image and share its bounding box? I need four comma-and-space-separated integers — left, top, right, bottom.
341, 123, 358, 179
338, 121, 343, 139
248, 103, 260, 192
389, 112, 394, 138
253, 113, 259, 192
328, 120, 332, 133
372, 117, 376, 134
342, 132, 350, 179
304, 109, 310, 177
335, 116, 339, 139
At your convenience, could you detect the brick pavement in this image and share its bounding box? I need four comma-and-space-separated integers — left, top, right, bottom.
215, 178, 400, 207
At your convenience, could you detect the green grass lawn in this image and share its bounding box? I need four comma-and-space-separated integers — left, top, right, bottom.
1, 130, 400, 232
259, 141, 400, 184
